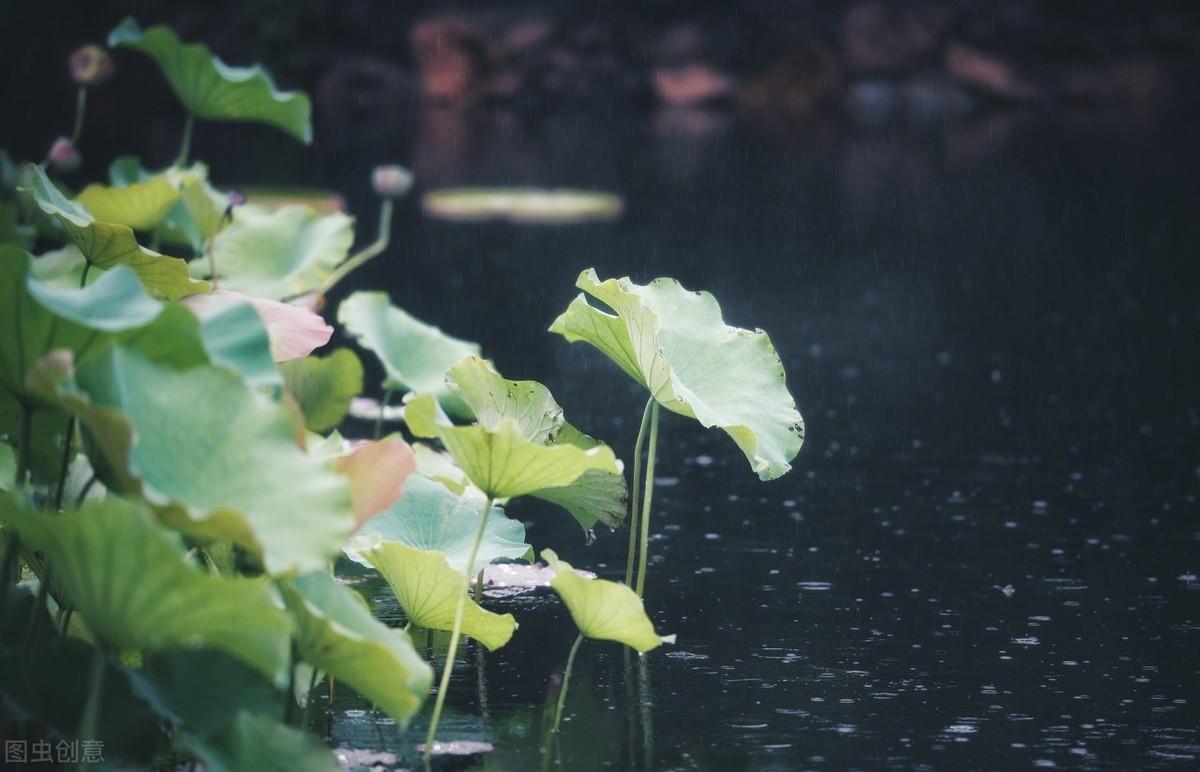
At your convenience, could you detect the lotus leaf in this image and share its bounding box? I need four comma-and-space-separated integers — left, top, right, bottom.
181, 711, 341, 772
280, 348, 362, 432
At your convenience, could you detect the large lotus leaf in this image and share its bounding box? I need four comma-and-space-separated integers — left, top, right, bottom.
0, 495, 293, 683
184, 289, 333, 363
338, 292, 481, 418
181, 711, 340, 772
444, 357, 627, 528
196, 204, 353, 299
550, 268, 804, 481
109, 18, 313, 143
412, 442, 475, 496
24, 165, 209, 300
0, 248, 162, 480
36, 345, 354, 573
195, 301, 281, 388
542, 549, 671, 654
76, 174, 181, 231
280, 571, 432, 726
109, 156, 229, 251
405, 393, 620, 502
280, 348, 362, 432
345, 474, 528, 573
363, 541, 516, 651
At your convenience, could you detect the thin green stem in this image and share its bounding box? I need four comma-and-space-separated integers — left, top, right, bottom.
373, 389, 393, 440
424, 495, 494, 761
634, 402, 660, 598
79, 262, 91, 289
74, 474, 98, 509
551, 634, 585, 734
0, 532, 19, 620
474, 568, 484, 604
70, 87, 87, 144
53, 419, 76, 510
61, 608, 74, 638
76, 647, 106, 771
15, 404, 32, 492
316, 199, 393, 296
22, 566, 49, 657
175, 115, 194, 168
283, 643, 299, 725
624, 398, 654, 588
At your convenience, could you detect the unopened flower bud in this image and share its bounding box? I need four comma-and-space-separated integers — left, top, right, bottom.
371, 165, 414, 198
227, 188, 247, 207
69, 45, 115, 86
46, 137, 81, 172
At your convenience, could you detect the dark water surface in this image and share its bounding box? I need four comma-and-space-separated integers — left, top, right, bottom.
297, 111, 1200, 771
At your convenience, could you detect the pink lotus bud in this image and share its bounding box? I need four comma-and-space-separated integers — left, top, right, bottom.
371, 165, 413, 198
46, 137, 81, 172
69, 45, 115, 86
227, 188, 247, 207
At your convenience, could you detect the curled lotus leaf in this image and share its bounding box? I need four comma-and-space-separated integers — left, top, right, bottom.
550, 268, 804, 481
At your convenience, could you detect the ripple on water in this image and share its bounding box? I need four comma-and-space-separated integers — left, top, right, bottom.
665, 651, 711, 662
797, 581, 833, 591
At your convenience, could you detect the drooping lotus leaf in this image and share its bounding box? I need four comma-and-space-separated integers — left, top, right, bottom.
542, 549, 672, 653
408, 357, 627, 528
423, 188, 623, 224
181, 711, 341, 772
185, 289, 333, 363
412, 442, 474, 496
280, 348, 363, 432
24, 165, 209, 300
108, 18, 313, 143
280, 571, 432, 726
550, 268, 805, 481
362, 541, 516, 651
34, 345, 354, 573
0, 247, 162, 480
0, 495, 293, 683
345, 474, 528, 573
76, 174, 181, 231
338, 291, 481, 418
332, 438, 415, 527
194, 301, 281, 388
197, 204, 353, 299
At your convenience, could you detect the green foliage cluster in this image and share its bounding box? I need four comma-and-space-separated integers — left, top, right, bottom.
0, 19, 803, 769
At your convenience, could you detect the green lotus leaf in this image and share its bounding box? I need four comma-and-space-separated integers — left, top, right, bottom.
196, 301, 281, 388
280, 348, 363, 432
0, 201, 35, 248
181, 711, 340, 772
24, 165, 210, 300
0, 247, 162, 480
280, 571, 432, 726
0, 443, 13, 490
109, 156, 230, 251
550, 268, 804, 481
338, 291, 481, 418
76, 174, 181, 231
108, 18, 313, 143
0, 495, 293, 683
408, 357, 627, 528
423, 187, 622, 224
345, 474, 528, 574
412, 442, 474, 496
195, 204, 353, 299
34, 344, 354, 573
542, 549, 671, 653
130, 649, 283, 737
362, 541, 516, 651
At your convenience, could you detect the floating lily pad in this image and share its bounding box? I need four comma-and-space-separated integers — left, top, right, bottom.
542, 549, 672, 653
109, 18, 312, 143
241, 186, 345, 214
33, 344, 355, 574
423, 187, 622, 224
24, 165, 209, 300
345, 475, 528, 574
363, 541, 516, 651
200, 204, 354, 300
338, 292, 481, 418
550, 269, 804, 480
280, 571, 432, 726
0, 496, 293, 683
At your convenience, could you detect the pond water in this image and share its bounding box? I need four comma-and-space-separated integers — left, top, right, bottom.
271, 109, 1200, 770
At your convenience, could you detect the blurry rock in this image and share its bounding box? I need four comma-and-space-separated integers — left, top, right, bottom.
946, 43, 1040, 101
1060, 57, 1170, 113
844, 3, 951, 72
410, 16, 488, 105
652, 64, 736, 106
739, 46, 840, 117
900, 75, 975, 123
846, 80, 898, 126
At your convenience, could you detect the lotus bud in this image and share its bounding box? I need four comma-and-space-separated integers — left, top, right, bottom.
227, 188, 247, 207
46, 136, 81, 173
69, 45, 115, 86
371, 165, 414, 199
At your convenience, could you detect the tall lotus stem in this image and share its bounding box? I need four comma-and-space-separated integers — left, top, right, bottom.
634, 402, 660, 598
424, 495, 494, 760
70, 88, 87, 143
76, 647, 106, 771
624, 398, 654, 587
315, 198, 393, 296
551, 633, 584, 734
175, 115, 194, 167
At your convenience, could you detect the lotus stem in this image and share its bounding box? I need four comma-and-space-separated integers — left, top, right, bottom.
22, 566, 49, 657
424, 495, 494, 761
373, 388, 393, 440
624, 398, 654, 587
283, 642, 299, 725
15, 404, 32, 492
175, 115, 194, 168
634, 402, 660, 598
70, 87, 87, 144
76, 646, 106, 771
551, 633, 584, 734
79, 262, 91, 288
53, 419, 76, 510
316, 199, 393, 296
74, 474, 98, 509
0, 532, 19, 616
